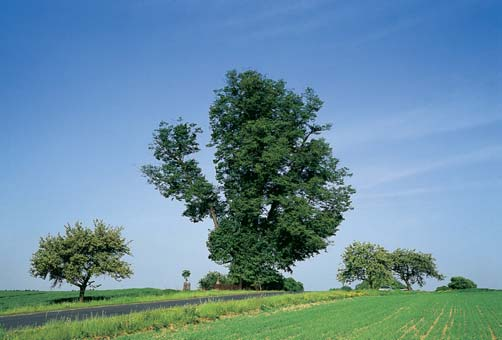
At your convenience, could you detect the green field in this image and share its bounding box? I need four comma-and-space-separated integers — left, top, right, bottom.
2, 290, 501, 340
0, 288, 257, 315
117, 290, 502, 340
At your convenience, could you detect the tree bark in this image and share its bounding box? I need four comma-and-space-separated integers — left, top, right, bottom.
209, 206, 219, 229
79, 285, 86, 303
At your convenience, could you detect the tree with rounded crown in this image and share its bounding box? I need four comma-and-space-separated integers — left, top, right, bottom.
182, 269, 191, 282
448, 276, 477, 289
182, 269, 191, 291
391, 248, 444, 290
142, 70, 355, 288
337, 241, 393, 289
30, 220, 133, 302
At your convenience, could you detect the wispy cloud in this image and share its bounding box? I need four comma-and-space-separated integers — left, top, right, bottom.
358, 178, 502, 200
220, 0, 337, 41
361, 144, 502, 189
334, 87, 502, 149
350, 14, 426, 49
220, 0, 331, 28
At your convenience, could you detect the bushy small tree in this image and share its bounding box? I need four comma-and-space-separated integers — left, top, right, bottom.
448, 276, 477, 289
198, 271, 232, 290
391, 248, 444, 290
337, 242, 393, 289
436, 285, 450, 291
30, 220, 133, 302
283, 277, 304, 292
182, 270, 191, 282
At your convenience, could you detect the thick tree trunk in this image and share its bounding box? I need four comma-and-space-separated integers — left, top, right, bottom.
79, 286, 86, 302
406, 282, 412, 291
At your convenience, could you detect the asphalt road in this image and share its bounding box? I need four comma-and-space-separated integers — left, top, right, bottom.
0, 292, 284, 330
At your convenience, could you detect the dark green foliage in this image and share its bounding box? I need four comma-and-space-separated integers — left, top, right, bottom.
182, 270, 191, 282
30, 220, 133, 302
282, 277, 304, 292
356, 278, 405, 290
337, 242, 393, 289
391, 249, 444, 290
198, 272, 234, 290
329, 286, 353, 291
356, 277, 406, 290
388, 278, 406, 290
448, 276, 477, 289
143, 70, 354, 288
354, 281, 370, 290
436, 285, 450, 291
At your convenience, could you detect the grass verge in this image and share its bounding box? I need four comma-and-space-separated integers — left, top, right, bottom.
0, 289, 259, 316
1, 290, 372, 340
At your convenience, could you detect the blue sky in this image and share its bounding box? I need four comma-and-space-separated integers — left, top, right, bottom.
1, 0, 501, 291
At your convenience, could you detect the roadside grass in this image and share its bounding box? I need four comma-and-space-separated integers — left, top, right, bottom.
1, 290, 368, 340
0, 288, 260, 316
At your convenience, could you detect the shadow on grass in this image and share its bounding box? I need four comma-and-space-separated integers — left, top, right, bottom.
52, 296, 112, 304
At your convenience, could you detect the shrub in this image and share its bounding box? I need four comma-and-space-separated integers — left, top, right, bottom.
447, 276, 477, 290
356, 278, 405, 290
330, 286, 352, 291
435, 285, 450, 291
283, 278, 304, 292
198, 272, 233, 290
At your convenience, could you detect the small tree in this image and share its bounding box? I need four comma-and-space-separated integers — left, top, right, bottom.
30, 220, 133, 302
337, 241, 393, 289
391, 248, 444, 290
182, 269, 191, 291
283, 277, 304, 292
448, 276, 477, 289
182, 270, 191, 282
198, 271, 230, 290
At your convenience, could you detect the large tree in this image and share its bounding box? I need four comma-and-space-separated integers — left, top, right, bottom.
391, 248, 444, 290
142, 70, 354, 288
337, 241, 393, 289
30, 220, 133, 302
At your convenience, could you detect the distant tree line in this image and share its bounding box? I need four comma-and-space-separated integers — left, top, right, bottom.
198, 271, 304, 292
436, 276, 477, 291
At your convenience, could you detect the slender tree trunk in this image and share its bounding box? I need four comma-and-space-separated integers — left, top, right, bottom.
79, 285, 86, 303
209, 206, 219, 229
406, 281, 412, 291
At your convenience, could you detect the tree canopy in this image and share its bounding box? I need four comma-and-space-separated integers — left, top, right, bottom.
391, 248, 444, 290
338, 242, 444, 290
448, 276, 477, 289
337, 241, 393, 289
355, 277, 405, 290
182, 270, 191, 282
142, 70, 355, 288
30, 220, 133, 302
